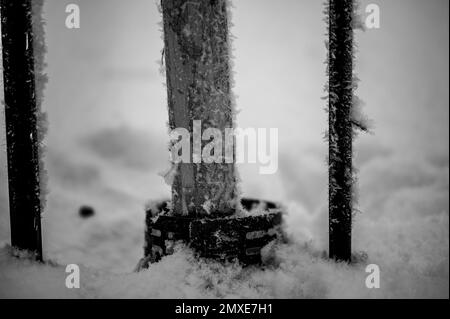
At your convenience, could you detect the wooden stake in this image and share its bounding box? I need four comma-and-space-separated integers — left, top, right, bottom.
162, 0, 237, 217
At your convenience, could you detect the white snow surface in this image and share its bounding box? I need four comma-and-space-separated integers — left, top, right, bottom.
0, 192, 448, 298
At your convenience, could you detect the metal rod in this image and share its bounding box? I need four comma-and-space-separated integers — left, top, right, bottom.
1, 0, 43, 261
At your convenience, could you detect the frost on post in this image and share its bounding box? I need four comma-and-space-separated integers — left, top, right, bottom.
1, 0, 47, 261
326, 0, 358, 262
161, 0, 237, 217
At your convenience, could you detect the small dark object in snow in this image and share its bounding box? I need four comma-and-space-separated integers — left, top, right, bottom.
79, 205, 95, 218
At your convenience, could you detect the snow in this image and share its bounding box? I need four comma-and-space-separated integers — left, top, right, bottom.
1, 151, 449, 298
1, 204, 448, 299
0, 138, 448, 299
158, 162, 178, 186
32, 0, 49, 211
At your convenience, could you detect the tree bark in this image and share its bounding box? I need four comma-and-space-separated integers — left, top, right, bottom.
328, 0, 353, 262
1, 0, 43, 261
161, 0, 237, 217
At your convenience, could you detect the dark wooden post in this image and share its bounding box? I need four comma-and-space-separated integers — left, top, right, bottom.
161, 0, 237, 217
328, 0, 354, 262
1, 0, 43, 261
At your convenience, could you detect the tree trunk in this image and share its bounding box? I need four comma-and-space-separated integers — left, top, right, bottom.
161, 0, 237, 217
328, 0, 353, 262
1, 0, 43, 261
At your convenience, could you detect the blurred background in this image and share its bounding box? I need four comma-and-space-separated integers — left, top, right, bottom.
0, 0, 448, 288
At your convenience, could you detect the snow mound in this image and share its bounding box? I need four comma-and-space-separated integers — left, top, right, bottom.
1, 224, 448, 299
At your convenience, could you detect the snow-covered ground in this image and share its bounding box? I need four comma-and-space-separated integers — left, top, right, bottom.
0, 0, 448, 298
0, 202, 448, 299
